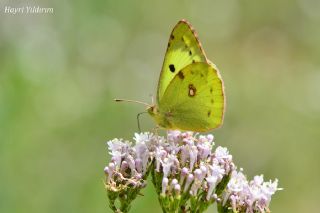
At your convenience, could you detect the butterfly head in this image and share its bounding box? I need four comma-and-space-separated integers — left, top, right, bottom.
147, 105, 173, 129
147, 105, 163, 125
147, 105, 158, 117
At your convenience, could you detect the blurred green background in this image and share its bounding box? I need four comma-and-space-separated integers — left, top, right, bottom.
1, 0, 319, 212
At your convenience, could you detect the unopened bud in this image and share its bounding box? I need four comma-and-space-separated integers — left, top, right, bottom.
184, 174, 194, 192
162, 178, 169, 195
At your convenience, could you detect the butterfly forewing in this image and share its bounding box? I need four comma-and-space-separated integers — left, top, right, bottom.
157, 20, 208, 102
158, 62, 225, 132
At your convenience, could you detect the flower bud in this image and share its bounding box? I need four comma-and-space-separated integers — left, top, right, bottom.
207, 134, 214, 142
162, 177, 169, 196
180, 167, 189, 185
189, 146, 198, 171
200, 165, 207, 177
206, 175, 218, 200
174, 184, 181, 195
190, 169, 203, 196
104, 166, 109, 174
171, 178, 178, 187
135, 158, 143, 173
184, 174, 194, 192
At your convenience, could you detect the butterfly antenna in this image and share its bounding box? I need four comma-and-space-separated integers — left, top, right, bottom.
137, 112, 147, 132
114, 99, 151, 107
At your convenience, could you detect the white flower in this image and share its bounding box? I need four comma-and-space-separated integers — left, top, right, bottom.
180, 144, 190, 166
161, 154, 178, 178
189, 145, 198, 171
110, 150, 123, 168
206, 175, 218, 200
261, 178, 281, 203
134, 132, 153, 144
206, 134, 214, 143
210, 164, 225, 178
167, 130, 182, 142
197, 140, 213, 160
107, 138, 129, 167
253, 175, 264, 186
215, 146, 232, 162
206, 164, 225, 200
134, 132, 163, 151
107, 138, 130, 154
155, 147, 167, 172
227, 170, 248, 192
134, 141, 149, 174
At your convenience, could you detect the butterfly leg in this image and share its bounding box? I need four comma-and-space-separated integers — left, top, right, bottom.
136, 112, 148, 132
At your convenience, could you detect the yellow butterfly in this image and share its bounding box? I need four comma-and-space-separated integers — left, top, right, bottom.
116, 20, 225, 132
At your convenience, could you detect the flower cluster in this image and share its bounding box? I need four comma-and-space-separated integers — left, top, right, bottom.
151, 131, 235, 212
104, 135, 157, 212
104, 131, 281, 213
221, 170, 281, 213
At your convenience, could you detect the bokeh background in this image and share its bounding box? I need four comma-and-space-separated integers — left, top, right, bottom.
1, 0, 319, 212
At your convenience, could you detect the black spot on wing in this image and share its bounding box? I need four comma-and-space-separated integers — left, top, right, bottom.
189, 50, 192, 56
188, 84, 196, 97
169, 64, 175, 72
207, 110, 211, 117
178, 71, 184, 79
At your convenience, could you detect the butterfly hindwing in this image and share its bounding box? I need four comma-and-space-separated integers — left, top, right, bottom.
157, 20, 207, 102
158, 62, 224, 132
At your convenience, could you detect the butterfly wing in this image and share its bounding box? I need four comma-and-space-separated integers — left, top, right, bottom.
158, 62, 225, 132
157, 20, 208, 102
